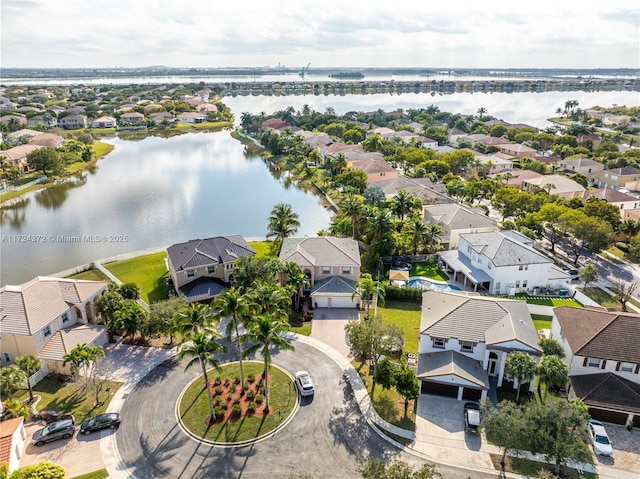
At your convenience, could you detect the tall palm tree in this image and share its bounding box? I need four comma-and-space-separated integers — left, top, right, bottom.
333, 152, 347, 177
363, 133, 383, 152
390, 190, 413, 221
536, 355, 569, 403
213, 289, 249, 392
172, 302, 213, 340
0, 365, 27, 400
477, 107, 488, 120
248, 280, 291, 317
266, 202, 300, 254
405, 214, 429, 254
178, 329, 226, 422
352, 273, 386, 319
282, 262, 309, 311
15, 355, 41, 402
340, 195, 365, 239
242, 313, 294, 410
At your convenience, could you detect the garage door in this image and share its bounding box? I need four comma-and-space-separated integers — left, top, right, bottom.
314, 297, 329, 308
462, 388, 482, 401
330, 296, 356, 308
588, 408, 629, 426
421, 381, 458, 398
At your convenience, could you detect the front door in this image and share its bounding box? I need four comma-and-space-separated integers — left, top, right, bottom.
488, 352, 498, 376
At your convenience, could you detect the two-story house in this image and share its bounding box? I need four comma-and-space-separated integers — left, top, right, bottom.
166, 235, 255, 303
557, 157, 604, 177
279, 236, 361, 309
58, 114, 88, 129
550, 306, 640, 427
558, 188, 640, 217
91, 116, 117, 128
590, 166, 640, 190
438, 230, 570, 293
423, 203, 498, 250
0, 277, 109, 377
498, 143, 537, 159
418, 291, 542, 401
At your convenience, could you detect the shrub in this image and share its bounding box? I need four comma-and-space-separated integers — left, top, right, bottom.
218, 400, 228, 409
215, 386, 223, 395
214, 377, 222, 386
246, 389, 256, 400
234, 376, 241, 384
233, 398, 241, 405
227, 394, 233, 402
214, 407, 225, 418
383, 284, 423, 303
255, 394, 264, 404
247, 402, 257, 414
229, 383, 237, 393
232, 404, 242, 416
616, 241, 630, 253
247, 374, 255, 384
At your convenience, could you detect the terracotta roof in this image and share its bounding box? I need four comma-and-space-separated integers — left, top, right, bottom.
554, 306, 640, 363
570, 373, 640, 414
0, 417, 24, 465
38, 324, 107, 361
0, 277, 108, 336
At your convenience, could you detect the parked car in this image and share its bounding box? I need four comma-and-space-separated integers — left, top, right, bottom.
295, 370, 315, 397
464, 402, 481, 434
589, 419, 613, 457
31, 419, 76, 446
80, 413, 121, 434
562, 267, 580, 280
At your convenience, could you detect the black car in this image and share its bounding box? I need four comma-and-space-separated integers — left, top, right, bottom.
80, 413, 121, 434
464, 402, 481, 434
32, 419, 76, 446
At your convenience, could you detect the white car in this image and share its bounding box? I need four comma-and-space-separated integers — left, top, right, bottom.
294, 371, 315, 397
589, 420, 613, 457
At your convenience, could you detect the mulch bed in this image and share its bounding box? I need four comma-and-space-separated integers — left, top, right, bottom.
202, 373, 272, 425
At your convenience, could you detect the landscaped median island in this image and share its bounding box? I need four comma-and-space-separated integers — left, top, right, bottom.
177, 362, 297, 444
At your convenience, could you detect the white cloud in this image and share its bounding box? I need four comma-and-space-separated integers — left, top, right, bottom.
1, 0, 637, 68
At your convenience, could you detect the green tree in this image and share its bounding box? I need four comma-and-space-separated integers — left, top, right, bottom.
578, 264, 598, 290
442, 150, 474, 175
282, 261, 309, 311
394, 364, 420, 417
114, 300, 147, 339
118, 282, 141, 300
0, 365, 27, 400
582, 197, 621, 232
8, 461, 66, 479
481, 400, 530, 473
15, 355, 41, 403
96, 290, 124, 341
536, 355, 569, 402
146, 295, 188, 343
531, 203, 570, 255
539, 338, 566, 359
178, 328, 226, 422
390, 190, 416, 221
357, 457, 441, 479
213, 288, 249, 392
172, 302, 213, 339
231, 256, 281, 292
267, 202, 300, 254
614, 279, 637, 312
363, 185, 385, 207
340, 195, 365, 239
362, 133, 383, 152
504, 351, 537, 402
352, 273, 386, 319
62, 344, 105, 386
334, 169, 367, 193
26, 147, 64, 176
242, 313, 294, 410
344, 315, 403, 377
373, 357, 397, 390
565, 214, 613, 265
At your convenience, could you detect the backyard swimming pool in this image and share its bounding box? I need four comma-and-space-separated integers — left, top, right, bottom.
406, 277, 462, 292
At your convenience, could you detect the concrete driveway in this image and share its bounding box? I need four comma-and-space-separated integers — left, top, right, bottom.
310, 308, 359, 358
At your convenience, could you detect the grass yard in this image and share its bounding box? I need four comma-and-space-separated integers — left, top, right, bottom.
514, 293, 582, 308
249, 241, 272, 258
353, 361, 416, 431
581, 287, 619, 309
531, 314, 552, 335
13, 375, 122, 424
376, 301, 421, 356
104, 252, 169, 303
71, 470, 109, 479
67, 268, 110, 282
489, 454, 597, 479
410, 262, 449, 281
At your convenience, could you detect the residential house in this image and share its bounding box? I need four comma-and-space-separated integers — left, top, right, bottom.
368, 126, 395, 137
167, 235, 255, 303
558, 188, 640, 217
27, 114, 58, 128
342, 150, 385, 162
0, 144, 44, 172
521, 174, 585, 195
0, 418, 26, 473
119, 112, 146, 125
590, 167, 640, 190
349, 158, 399, 184
58, 114, 88, 129
417, 291, 542, 401
29, 133, 65, 149
178, 112, 208, 124
0, 115, 27, 128
499, 143, 538, 159
149, 111, 174, 125
550, 306, 640, 426
376, 176, 452, 205
317, 141, 363, 160
91, 116, 117, 128
261, 118, 290, 132
474, 136, 511, 147
476, 154, 513, 175
438, 230, 569, 293
0, 277, 109, 376
197, 103, 218, 113
423, 203, 498, 250
279, 236, 361, 309
488, 168, 544, 189
557, 157, 604, 176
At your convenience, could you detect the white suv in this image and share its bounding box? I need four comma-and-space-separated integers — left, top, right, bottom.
295, 371, 315, 397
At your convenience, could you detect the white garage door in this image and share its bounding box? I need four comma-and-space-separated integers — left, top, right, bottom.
329, 296, 356, 308
314, 297, 330, 308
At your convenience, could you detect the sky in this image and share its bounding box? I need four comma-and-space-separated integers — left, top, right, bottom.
1, 0, 639, 70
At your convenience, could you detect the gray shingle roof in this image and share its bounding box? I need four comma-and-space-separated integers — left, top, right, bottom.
460, 231, 551, 267
420, 291, 541, 352
310, 276, 358, 295
279, 237, 360, 268
425, 203, 497, 230
417, 350, 490, 389
178, 277, 229, 302
167, 235, 255, 271
570, 373, 640, 414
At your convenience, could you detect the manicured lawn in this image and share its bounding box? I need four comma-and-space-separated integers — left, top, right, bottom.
410, 262, 449, 281
353, 361, 416, 431
289, 320, 312, 336
13, 375, 122, 424
67, 268, 110, 282
179, 362, 295, 443
531, 314, 552, 335
514, 293, 582, 308
581, 287, 619, 309
249, 241, 272, 258
71, 470, 109, 479
104, 252, 169, 303
0, 184, 45, 202
376, 301, 421, 356
489, 454, 596, 479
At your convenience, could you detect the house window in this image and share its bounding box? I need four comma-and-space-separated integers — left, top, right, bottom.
515, 281, 520, 288
495, 282, 501, 293
460, 341, 474, 352
467, 246, 472, 254
342, 267, 351, 275
587, 357, 601, 368
522, 280, 528, 288
42, 325, 52, 339
207, 266, 216, 274
186, 270, 195, 278
3, 353, 12, 363
321, 267, 331, 274
618, 362, 634, 373
432, 337, 446, 348
519, 265, 523, 271
225, 263, 234, 270
61, 312, 69, 324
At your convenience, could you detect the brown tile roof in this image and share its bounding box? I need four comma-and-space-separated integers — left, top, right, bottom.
38, 324, 107, 361
554, 306, 640, 363
570, 373, 640, 414
0, 417, 24, 465
0, 277, 108, 336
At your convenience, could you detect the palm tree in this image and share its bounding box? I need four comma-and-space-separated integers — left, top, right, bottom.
212, 289, 249, 392
172, 302, 213, 340
423, 222, 443, 251
363, 133, 383, 152
536, 355, 569, 403
405, 214, 429, 254
333, 152, 347, 177
390, 190, 413, 221
248, 280, 291, 317
504, 351, 536, 402
282, 262, 309, 311
15, 355, 41, 402
62, 344, 105, 380
340, 195, 365, 239
352, 273, 386, 319
242, 313, 294, 410
477, 107, 488, 120
178, 329, 226, 423
266, 202, 300, 254
0, 365, 27, 400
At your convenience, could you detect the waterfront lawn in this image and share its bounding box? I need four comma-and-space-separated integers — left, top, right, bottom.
249, 241, 272, 258
376, 301, 421, 357
104, 252, 169, 303
68, 268, 110, 282
93, 141, 115, 159
410, 262, 449, 281
13, 375, 122, 424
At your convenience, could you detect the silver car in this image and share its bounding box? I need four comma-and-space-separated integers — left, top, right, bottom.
589, 420, 613, 457
295, 370, 315, 397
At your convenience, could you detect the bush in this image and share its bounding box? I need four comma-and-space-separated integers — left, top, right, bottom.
616, 241, 630, 253
213, 407, 225, 419
218, 400, 228, 409
8, 461, 65, 479
229, 383, 237, 393
246, 389, 256, 400
215, 386, 223, 395
233, 398, 241, 405
247, 374, 255, 383
384, 284, 423, 303
247, 402, 257, 414
234, 376, 241, 384
232, 404, 242, 416
214, 377, 222, 386
255, 394, 264, 404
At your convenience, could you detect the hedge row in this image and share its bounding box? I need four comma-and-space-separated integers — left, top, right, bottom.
383, 284, 423, 303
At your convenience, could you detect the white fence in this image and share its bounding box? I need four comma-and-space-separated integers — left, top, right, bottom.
0, 175, 47, 194
28, 363, 49, 388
